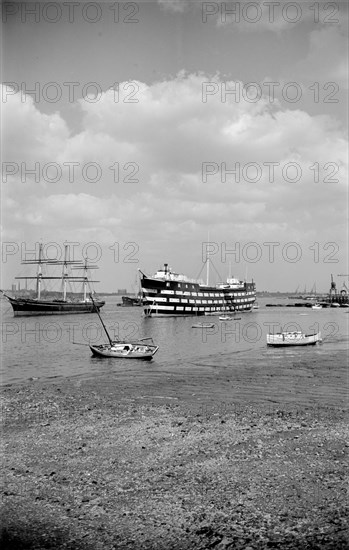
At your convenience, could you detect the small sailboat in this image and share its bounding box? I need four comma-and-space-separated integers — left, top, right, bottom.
88, 295, 159, 360
90, 340, 159, 360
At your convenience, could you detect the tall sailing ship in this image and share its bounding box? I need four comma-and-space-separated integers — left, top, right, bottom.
139, 263, 256, 317
2, 244, 105, 316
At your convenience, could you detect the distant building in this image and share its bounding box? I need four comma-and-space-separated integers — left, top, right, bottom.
117, 288, 128, 295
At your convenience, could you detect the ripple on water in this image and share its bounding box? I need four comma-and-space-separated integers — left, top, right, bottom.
1, 297, 348, 386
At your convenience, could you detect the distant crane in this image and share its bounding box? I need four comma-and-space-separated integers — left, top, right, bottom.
336, 275, 349, 294
330, 274, 336, 293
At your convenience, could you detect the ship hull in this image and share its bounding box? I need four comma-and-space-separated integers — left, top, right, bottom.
6, 297, 105, 317
121, 296, 142, 306
140, 275, 256, 317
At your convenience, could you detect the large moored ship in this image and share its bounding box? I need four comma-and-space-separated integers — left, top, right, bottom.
1, 243, 105, 316
139, 263, 256, 317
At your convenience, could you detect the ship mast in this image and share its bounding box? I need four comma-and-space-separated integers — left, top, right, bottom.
36, 243, 43, 300
83, 257, 88, 302
70, 257, 99, 301
14, 245, 100, 301
206, 256, 210, 286
62, 244, 69, 301
206, 232, 210, 286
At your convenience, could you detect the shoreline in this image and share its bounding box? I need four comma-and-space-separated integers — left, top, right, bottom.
1, 354, 348, 549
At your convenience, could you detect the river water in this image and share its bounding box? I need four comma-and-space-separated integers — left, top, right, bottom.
1, 296, 348, 386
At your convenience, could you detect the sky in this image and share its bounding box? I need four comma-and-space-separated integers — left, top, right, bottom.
1, 0, 348, 293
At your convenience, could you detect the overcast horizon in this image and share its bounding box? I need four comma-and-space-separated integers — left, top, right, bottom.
2, 0, 348, 294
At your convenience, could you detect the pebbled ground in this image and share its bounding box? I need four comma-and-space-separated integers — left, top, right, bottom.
1, 353, 348, 549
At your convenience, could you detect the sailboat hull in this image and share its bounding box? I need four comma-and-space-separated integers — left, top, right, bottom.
89, 343, 158, 360
6, 296, 105, 316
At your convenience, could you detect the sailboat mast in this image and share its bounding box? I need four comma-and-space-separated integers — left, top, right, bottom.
83, 257, 88, 301
62, 244, 68, 301
90, 294, 113, 345
36, 243, 43, 299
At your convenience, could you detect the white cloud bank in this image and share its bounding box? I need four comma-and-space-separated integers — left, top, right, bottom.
2, 73, 348, 289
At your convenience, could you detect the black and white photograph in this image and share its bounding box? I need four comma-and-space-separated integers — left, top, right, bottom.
1, 1, 348, 548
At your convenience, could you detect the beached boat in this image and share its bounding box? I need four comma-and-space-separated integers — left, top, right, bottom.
2, 244, 104, 316
267, 331, 322, 347
312, 303, 322, 310
90, 340, 159, 360
139, 263, 256, 317
88, 295, 158, 360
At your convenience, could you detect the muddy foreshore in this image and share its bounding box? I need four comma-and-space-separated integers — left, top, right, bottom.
1, 351, 348, 549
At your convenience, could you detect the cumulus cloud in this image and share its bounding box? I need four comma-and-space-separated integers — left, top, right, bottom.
1, 73, 348, 289
2, 85, 69, 162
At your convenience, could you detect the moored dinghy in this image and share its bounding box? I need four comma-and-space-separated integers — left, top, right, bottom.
192, 323, 215, 329
219, 315, 242, 321
267, 331, 322, 347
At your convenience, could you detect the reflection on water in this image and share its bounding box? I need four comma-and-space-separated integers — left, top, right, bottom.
1, 296, 348, 385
